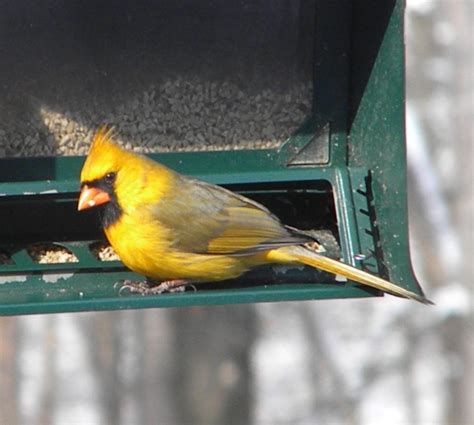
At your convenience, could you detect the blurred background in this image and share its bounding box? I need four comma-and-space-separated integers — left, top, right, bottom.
0, 0, 472, 424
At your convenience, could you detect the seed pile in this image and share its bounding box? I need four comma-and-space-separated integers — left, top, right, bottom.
1, 77, 312, 157
90, 242, 120, 262
27, 244, 79, 264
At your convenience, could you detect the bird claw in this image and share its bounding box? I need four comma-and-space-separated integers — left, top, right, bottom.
117, 279, 191, 296
118, 280, 153, 296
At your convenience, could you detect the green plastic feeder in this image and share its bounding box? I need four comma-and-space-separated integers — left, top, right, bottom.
0, 0, 425, 315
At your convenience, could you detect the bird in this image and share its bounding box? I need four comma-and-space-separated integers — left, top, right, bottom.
77, 126, 432, 304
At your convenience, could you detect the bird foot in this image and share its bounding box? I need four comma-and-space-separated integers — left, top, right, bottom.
118, 279, 193, 296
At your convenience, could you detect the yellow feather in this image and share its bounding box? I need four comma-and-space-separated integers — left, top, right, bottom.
265, 246, 433, 304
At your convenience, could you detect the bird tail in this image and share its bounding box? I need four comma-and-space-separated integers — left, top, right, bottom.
267, 246, 433, 305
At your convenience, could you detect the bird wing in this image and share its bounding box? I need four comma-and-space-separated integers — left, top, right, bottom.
151, 176, 310, 255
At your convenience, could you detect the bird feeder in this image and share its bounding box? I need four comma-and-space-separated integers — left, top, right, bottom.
0, 0, 425, 315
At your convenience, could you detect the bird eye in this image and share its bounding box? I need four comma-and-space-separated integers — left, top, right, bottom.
105, 172, 116, 183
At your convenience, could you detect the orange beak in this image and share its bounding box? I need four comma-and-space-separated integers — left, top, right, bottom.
77, 185, 111, 211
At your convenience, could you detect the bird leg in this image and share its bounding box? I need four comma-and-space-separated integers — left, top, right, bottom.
119, 278, 193, 295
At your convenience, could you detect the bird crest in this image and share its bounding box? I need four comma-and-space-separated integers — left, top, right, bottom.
80, 125, 127, 183
91, 125, 115, 147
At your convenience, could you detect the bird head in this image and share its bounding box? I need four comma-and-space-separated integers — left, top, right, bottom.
78, 126, 174, 229
77, 126, 129, 212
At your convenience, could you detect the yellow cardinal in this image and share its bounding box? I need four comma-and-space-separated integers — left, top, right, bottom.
78, 127, 432, 304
